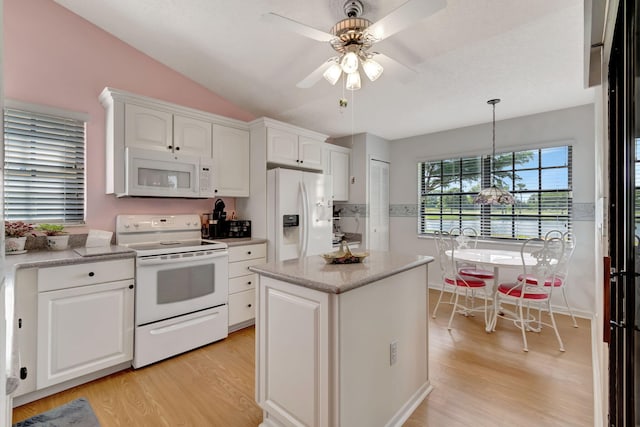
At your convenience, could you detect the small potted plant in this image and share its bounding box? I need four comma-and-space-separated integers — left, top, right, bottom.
5, 221, 34, 253
36, 224, 69, 251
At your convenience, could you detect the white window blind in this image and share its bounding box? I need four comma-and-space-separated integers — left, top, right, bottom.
418, 145, 572, 240
4, 107, 85, 223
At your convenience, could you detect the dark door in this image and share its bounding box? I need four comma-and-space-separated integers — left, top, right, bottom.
608, 1, 640, 425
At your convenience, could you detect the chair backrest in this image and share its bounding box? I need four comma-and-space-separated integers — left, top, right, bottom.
520, 237, 565, 293
449, 227, 480, 249
546, 230, 575, 281
434, 231, 457, 279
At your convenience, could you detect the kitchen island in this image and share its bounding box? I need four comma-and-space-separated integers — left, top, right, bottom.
250, 251, 433, 427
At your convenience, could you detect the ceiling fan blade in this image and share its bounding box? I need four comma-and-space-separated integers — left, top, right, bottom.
372, 53, 417, 84
366, 0, 446, 41
261, 12, 334, 42
296, 59, 336, 89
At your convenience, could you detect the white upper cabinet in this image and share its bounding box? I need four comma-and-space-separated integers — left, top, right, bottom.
211, 124, 250, 197
325, 144, 351, 202
267, 127, 324, 171
124, 104, 172, 152
174, 115, 212, 157
125, 105, 212, 157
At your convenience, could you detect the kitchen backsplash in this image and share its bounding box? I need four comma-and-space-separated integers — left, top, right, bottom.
23, 234, 99, 251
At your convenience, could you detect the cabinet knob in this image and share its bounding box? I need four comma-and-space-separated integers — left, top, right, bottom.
129, 284, 134, 289
247, 303, 252, 308
300, 160, 304, 163
296, 159, 299, 163
175, 146, 180, 151
167, 145, 173, 150
214, 189, 218, 193
88, 272, 95, 277
247, 281, 252, 285
247, 251, 251, 255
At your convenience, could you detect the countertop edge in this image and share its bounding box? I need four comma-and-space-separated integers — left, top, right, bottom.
11, 251, 136, 271
250, 255, 434, 294
217, 238, 267, 247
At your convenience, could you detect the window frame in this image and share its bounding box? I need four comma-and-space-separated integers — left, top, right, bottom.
418, 144, 573, 240
4, 100, 88, 225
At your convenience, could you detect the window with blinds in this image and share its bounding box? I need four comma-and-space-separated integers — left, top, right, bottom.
4, 107, 85, 224
418, 145, 572, 239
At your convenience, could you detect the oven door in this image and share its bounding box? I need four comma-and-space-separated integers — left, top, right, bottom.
135, 250, 228, 325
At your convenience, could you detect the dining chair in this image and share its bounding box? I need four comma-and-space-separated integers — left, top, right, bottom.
432, 231, 489, 330
448, 227, 495, 281
518, 230, 578, 327
493, 237, 566, 352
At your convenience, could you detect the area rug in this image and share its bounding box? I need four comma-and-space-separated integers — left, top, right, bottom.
13, 397, 101, 427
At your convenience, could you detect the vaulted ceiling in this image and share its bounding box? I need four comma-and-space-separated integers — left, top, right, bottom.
53, 0, 594, 140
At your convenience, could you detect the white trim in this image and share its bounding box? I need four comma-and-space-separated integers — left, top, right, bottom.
591, 317, 605, 427
5, 99, 89, 123
415, 139, 575, 164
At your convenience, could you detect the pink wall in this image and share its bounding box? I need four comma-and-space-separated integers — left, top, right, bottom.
4, 0, 255, 232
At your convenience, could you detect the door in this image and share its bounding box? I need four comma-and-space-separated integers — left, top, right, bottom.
607, 2, 640, 425
368, 159, 389, 251
267, 127, 299, 167
329, 148, 350, 201
173, 115, 212, 157
302, 171, 332, 257
298, 137, 324, 171
37, 279, 134, 388
124, 104, 173, 152
211, 124, 250, 197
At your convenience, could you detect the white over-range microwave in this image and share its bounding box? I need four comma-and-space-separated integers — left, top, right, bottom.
120, 147, 214, 198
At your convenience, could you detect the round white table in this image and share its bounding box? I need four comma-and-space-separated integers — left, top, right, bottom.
446, 248, 536, 331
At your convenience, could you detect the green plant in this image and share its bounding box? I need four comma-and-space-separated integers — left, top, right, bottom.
36, 223, 67, 236
5, 221, 34, 238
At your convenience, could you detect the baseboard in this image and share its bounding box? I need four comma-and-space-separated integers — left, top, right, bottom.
229, 318, 255, 334
385, 381, 434, 427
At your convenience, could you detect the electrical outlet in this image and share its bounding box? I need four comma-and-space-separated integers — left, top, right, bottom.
390, 340, 398, 366
350, 176, 356, 184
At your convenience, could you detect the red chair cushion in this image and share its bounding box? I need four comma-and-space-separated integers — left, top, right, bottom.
516, 273, 563, 287
445, 276, 486, 288
497, 283, 548, 300
459, 267, 494, 279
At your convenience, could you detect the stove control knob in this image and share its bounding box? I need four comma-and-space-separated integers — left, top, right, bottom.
133, 223, 139, 228
124, 224, 130, 229
186, 221, 192, 227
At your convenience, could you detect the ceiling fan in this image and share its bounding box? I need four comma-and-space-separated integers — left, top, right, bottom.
262, 0, 446, 90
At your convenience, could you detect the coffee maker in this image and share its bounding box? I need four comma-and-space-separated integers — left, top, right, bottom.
209, 199, 229, 238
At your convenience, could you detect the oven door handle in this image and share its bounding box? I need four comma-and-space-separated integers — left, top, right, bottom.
137, 251, 228, 266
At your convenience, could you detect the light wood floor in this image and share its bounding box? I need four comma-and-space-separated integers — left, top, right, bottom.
13, 289, 593, 426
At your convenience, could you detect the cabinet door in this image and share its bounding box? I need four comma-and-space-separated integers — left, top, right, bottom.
299, 137, 324, 171
174, 115, 212, 157
329, 149, 350, 201
211, 124, 250, 197
124, 104, 172, 152
229, 289, 256, 326
37, 279, 134, 389
267, 127, 299, 167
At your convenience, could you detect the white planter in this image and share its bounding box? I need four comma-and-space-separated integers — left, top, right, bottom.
47, 235, 69, 251
5, 236, 27, 253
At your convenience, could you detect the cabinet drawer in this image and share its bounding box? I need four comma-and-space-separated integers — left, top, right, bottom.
229, 258, 265, 278
229, 289, 256, 326
38, 259, 134, 292
228, 244, 266, 262
229, 273, 257, 294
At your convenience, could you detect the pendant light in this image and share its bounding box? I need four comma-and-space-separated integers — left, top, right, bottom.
473, 99, 516, 205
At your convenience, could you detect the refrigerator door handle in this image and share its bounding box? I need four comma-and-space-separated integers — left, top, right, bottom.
300, 180, 310, 257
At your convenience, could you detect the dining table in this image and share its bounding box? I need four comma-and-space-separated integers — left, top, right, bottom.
446, 248, 537, 331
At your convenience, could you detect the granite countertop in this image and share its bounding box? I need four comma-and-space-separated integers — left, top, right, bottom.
214, 237, 267, 247
249, 251, 433, 294
4, 245, 136, 284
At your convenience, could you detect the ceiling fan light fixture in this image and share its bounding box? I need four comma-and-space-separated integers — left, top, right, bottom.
340, 51, 359, 74
345, 70, 361, 90
362, 58, 383, 81
323, 62, 342, 85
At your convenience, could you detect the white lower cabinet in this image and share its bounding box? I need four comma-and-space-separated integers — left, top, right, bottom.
36, 259, 135, 390
228, 242, 266, 331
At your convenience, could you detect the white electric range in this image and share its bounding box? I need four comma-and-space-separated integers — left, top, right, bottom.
116, 214, 229, 368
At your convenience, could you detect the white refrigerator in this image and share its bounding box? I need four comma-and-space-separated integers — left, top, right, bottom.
267, 168, 333, 262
